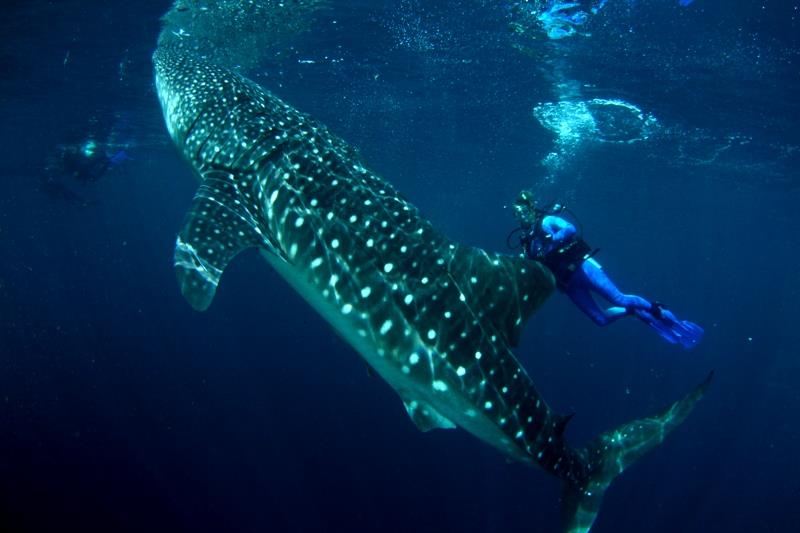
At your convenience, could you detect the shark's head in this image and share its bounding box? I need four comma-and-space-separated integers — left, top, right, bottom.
155, 48, 230, 151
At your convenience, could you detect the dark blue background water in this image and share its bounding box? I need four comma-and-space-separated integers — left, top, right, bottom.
1, 1, 798, 532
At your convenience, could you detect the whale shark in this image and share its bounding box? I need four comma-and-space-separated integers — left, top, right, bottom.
154, 45, 711, 533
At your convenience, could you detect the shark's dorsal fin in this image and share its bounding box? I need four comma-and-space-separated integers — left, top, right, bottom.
449, 245, 554, 347
174, 170, 279, 311
403, 398, 456, 432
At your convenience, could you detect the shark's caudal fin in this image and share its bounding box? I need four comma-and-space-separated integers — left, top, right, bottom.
562, 371, 713, 533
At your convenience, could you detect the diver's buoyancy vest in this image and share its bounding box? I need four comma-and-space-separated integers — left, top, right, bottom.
534, 237, 594, 291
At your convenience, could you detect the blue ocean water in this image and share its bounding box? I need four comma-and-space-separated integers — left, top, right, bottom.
1, 1, 798, 532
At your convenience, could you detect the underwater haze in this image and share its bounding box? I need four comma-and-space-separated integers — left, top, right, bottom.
1, 1, 799, 532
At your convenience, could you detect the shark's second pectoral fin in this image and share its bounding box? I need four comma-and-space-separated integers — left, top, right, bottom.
403, 398, 456, 432
174, 170, 277, 311
450, 246, 555, 347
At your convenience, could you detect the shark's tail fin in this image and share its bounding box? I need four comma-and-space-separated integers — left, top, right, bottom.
562, 371, 713, 533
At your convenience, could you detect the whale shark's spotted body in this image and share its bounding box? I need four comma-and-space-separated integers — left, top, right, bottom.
154, 46, 710, 533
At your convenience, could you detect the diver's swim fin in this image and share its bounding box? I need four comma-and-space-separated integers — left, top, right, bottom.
634, 308, 704, 349
673, 320, 704, 349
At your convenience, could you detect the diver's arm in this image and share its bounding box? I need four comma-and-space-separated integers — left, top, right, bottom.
541, 215, 577, 243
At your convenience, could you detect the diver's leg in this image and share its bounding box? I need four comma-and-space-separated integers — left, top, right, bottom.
565, 284, 614, 326
579, 258, 651, 311
579, 259, 703, 347
565, 269, 632, 326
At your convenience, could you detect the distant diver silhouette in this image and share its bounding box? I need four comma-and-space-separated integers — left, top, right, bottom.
40, 116, 132, 205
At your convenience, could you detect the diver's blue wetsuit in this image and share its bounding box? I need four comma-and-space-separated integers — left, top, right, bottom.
528, 215, 703, 349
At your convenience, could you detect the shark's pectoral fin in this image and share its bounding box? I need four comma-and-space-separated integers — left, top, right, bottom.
451, 246, 555, 347
174, 170, 275, 311
402, 398, 456, 432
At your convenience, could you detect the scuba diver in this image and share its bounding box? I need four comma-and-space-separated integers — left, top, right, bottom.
46, 138, 129, 184
510, 190, 703, 349
40, 115, 132, 206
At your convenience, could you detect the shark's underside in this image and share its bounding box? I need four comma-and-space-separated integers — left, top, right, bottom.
154, 46, 710, 533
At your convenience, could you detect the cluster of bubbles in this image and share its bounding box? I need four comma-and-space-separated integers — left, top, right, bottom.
386, 0, 454, 53
533, 96, 799, 187
660, 128, 799, 185
533, 98, 659, 173
158, 0, 326, 70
